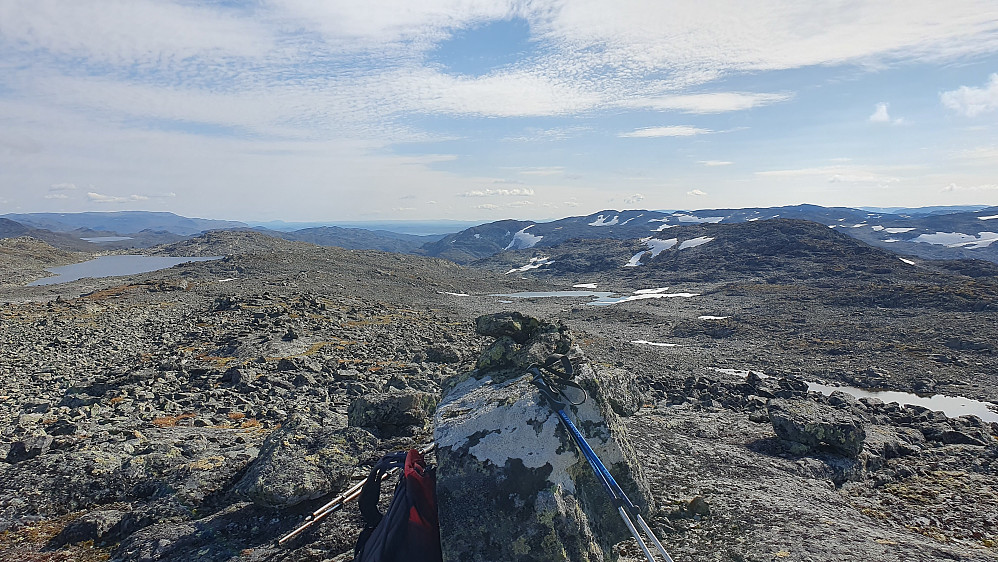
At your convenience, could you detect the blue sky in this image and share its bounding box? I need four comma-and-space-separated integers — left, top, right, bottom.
1, 1, 997, 222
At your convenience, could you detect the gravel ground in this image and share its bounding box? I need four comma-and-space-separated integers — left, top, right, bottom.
0, 229, 995, 561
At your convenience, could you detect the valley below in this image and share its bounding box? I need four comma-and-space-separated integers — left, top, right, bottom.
1, 224, 996, 561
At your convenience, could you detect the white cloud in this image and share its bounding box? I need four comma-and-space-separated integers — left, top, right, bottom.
619, 126, 712, 138
622, 92, 792, 113
476, 203, 500, 210
44, 193, 68, 199
517, 167, 565, 176
869, 102, 903, 125
0, 0, 270, 65
829, 174, 900, 184
941, 74, 998, 117
624, 193, 645, 204
87, 192, 150, 203
942, 182, 998, 192
49, 182, 77, 191
687, 189, 707, 196
869, 102, 890, 123
955, 146, 998, 162
698, 160, 732, 166
758, 165, 907, 185
461, 188, 535, 197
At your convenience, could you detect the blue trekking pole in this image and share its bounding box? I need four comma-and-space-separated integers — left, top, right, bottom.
529, 356, 675, 562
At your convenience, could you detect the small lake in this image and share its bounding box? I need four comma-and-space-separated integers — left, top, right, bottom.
716, 369, 998, 422
28, 255, 221, 286
81, 236, 133, 242
492, 289, 699, 306
807, 381, 998, 423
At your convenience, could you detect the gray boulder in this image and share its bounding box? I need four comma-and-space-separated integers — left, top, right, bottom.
769, 399, 866, 457
347, 390, 438, 437
434, 314, 653, 561
233, 415, 376, 508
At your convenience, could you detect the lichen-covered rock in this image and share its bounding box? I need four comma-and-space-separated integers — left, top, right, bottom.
474, 311, 543, 344
590, 368, 645, 417
435, 318, 653, 562
347, 390, 438, 437
472, 313, 574, 383
769, 399, 866, 457
233, 416, 376, 508
50, 509, 127, 547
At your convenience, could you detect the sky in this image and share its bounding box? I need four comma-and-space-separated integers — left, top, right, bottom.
1, 1, 997, 222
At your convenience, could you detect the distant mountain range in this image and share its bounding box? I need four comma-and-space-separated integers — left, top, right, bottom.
3, 205, 998, 265
419, 205, 998, 264
2, 211, 247, 236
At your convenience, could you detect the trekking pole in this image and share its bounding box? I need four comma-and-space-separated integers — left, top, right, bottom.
278, 443, 435, 545
529, 364, 675, 562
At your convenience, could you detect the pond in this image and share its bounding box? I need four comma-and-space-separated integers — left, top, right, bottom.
807, 381, 998, 423
28, 255, 222, 286
716, 369, 998, 422
81, 236, 133, 242
492, 288, 699, 306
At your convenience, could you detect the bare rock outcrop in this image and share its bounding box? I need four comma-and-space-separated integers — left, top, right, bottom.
433, 313, 653, 561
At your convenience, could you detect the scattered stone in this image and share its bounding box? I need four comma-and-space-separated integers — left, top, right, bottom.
347, 391, 438, 438
5, 435, 54, 463
233, 417, 376, 508
769, 399, 866, 457
50, 509, 127, 547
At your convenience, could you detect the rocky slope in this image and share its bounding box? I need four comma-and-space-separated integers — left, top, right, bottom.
0, 229, 995, 561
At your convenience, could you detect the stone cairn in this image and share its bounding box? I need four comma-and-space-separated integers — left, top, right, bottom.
433, 312, 653, 562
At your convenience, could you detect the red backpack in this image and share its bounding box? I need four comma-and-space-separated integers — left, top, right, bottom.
354, 449, 442, 562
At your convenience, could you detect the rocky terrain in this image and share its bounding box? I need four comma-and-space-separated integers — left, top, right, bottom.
0, 224, 995, 561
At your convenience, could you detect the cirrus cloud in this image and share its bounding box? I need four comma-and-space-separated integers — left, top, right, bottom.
619, 126, 713, 138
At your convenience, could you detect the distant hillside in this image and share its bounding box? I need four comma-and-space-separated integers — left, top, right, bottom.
0, 218, 99, 252
478, 219, 913, 282
426, 205, 998, 264
3, 211, 247, 236
259, 226, 441, 254
0, 236, 88, 286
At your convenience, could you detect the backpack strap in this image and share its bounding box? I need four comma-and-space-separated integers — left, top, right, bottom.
355, 451, 407, 557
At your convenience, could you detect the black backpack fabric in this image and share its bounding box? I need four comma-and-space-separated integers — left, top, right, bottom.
354, 448, 442, 562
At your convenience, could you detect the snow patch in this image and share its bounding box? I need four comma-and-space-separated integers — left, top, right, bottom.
673, 214, 723, 224
978, 215, 998, 221
715, 368, 770, 379
634, 287, 671, 294
884, 227, 915, 234
504, 225, 543, 250
871, 225, 884, 231
899, 257, 916, 265
438, 291, 469, 297
631, 340, 681, 347
588, 214, 619, 227
912, 232, 998, 249
620, 214, 642, 225
624, 238, 678, 267
678, 236, 714, 250
698, 315, 729, 320
591, 289, 700, 305
505, 256, 554, 274
573, 283, 598, 289
652, 224, 678, 231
